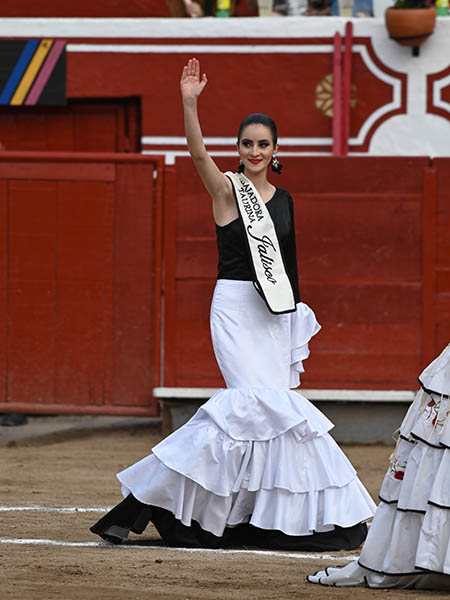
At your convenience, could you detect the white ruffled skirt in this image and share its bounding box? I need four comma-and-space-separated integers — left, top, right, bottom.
308, 344, 450, 589
109, 280, 375, 543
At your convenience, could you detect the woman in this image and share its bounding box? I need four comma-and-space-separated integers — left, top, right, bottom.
90, 58, 375, 549
308, 344, 450, 589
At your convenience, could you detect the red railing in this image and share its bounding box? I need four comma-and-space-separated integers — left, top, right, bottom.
333, 22, 353, 157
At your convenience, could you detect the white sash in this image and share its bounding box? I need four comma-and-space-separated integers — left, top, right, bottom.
226, 171, 296, 315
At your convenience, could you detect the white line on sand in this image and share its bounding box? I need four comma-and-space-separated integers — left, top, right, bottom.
0, 505, 110, 513
0, 537, 357, 561
2, 506, 359, 561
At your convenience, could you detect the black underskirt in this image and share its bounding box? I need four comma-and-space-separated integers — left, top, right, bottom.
90, 493, 367, 551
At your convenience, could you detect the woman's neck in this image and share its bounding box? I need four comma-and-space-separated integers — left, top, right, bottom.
244, 170, 272, 194
244, 171, 275, 203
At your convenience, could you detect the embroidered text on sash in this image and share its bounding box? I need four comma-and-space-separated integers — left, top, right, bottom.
226, 171, 296, 314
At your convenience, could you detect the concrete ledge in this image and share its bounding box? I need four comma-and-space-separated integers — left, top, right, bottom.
0, 415, 160, 447
153, 387, 416, 402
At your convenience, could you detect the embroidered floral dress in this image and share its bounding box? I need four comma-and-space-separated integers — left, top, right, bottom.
308, 343, 450, 590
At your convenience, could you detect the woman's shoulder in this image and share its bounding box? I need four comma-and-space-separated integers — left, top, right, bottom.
274, 186, 292, 198
272, 187, 294, 207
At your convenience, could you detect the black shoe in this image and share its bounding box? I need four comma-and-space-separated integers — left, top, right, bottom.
90, 524, 129, 545
97, 532, 123, 545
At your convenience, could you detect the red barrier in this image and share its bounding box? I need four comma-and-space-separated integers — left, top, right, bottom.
422, 167, 438, 366
163, 155, 443, 391
432, 159, 450, 353
1, 153, 446, 413
0, 152, 164, 415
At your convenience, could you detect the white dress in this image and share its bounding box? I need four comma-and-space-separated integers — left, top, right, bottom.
308, 343, 450, 589
95, 280, 376, 546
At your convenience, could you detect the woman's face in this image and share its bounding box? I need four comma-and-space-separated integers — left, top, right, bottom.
238, 123, 278, 175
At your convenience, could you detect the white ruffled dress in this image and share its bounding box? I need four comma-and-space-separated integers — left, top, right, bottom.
308, 343, 450, 589
111, 280, 375, 545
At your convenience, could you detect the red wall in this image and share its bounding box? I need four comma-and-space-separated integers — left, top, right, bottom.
0, 1, 171, 17
0, 1, 255, 17
0, 101, 140, 153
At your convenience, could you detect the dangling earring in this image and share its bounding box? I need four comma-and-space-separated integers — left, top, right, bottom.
271, 155, 283, 175
237, 160, 244, 174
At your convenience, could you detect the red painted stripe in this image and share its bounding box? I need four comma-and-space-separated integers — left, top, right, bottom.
24, 39, 65, 105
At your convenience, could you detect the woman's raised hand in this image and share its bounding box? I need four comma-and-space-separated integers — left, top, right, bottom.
180, 58, 208, 103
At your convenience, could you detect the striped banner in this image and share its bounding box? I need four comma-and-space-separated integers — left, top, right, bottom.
0, 39, 66, 106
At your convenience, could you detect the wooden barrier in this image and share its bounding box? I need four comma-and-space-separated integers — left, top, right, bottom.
162, 155, 444, 391
0, 152, 164, 415
433, 159, 450, 354
0, 152, 447, 415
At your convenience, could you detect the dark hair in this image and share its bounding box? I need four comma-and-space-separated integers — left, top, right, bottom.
237, 113, 278, 145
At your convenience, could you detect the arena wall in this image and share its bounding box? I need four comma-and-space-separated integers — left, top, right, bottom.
0, 17, 448, 415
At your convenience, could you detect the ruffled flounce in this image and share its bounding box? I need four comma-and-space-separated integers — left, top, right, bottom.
117, 387, 375, 538
418, 343, 450, 399
400, 386, 450, 449
199, 387, 332, 442
289, 302, 321, 388
358, 388, 450, 577
307, 348, 450, 590
308, 440, 450, 587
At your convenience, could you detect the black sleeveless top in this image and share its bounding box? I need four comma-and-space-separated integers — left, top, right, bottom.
216, 187, 301, 304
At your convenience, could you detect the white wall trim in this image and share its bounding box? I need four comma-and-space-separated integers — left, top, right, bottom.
433, 72, 450, 116
142, 150, 333, 161
68, 43, 334, 54
2, 16, 446, 40
349, 44, 402, 146
142, 136, 333, 146
0, 17, 388, 39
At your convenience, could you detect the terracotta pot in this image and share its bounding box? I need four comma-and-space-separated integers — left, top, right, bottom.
385, 6, 436, 47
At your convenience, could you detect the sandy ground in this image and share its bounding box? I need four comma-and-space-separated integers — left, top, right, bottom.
1, 426, 447, 599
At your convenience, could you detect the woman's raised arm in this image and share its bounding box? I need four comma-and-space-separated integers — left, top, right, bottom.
180, 58, 234, 221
